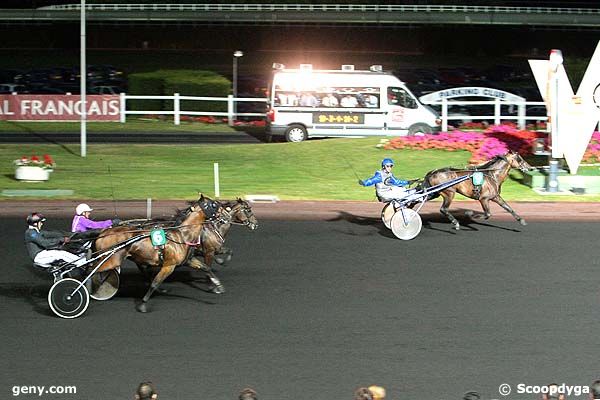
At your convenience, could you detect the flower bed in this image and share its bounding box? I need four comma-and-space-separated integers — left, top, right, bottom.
383, 124, 600, 166
382, 124, 547, 164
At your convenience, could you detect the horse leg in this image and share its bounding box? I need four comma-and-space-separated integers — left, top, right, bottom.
478, 198, 493, 220
188, 256, 225, 294
492, 196, 527, 226
439, 191, 460, 230
214, 246, 233, 265
136, 264, 176, 313
136, 263, 169, 294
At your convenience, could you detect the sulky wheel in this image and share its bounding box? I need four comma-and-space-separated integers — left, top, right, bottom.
390, 208, 423, 240
48, 278, 90, 319
381, 202, 395, 229
90, 269, 120, 301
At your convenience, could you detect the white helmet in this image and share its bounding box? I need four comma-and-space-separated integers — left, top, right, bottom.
76, 203, 93, 215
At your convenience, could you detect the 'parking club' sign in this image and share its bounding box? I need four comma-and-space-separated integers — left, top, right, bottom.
0, 95, 120, 121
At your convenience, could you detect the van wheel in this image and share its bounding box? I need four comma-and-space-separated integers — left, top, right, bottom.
408, 123, 432, 136
285, 125, 307, 142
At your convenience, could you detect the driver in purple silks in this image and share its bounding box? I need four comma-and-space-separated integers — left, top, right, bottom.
71, 203, 119, 232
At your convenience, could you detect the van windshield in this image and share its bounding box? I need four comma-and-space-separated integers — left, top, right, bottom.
388, 87, 418, 109
273, 86, 380, 109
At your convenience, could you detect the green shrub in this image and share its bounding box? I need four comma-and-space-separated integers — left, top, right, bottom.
127, 69, 230, 113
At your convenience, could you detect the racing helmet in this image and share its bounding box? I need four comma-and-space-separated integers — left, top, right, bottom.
26, 212, 46, 225
76, 203, 93, 215
381, 158, 394, 168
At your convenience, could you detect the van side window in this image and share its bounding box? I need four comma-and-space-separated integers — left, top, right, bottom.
388, 87, 417, 109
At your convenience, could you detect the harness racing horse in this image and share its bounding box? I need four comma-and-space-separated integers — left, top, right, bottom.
188, 198, 258, 293
93, 195, 215, 313
423, 151, 532, 230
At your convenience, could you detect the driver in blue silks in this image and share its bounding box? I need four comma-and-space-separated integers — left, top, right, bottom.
358, 158, 411, 202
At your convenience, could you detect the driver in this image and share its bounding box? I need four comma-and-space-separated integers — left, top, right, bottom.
24, 212, 86, 268
71, 203, 118, 233
358, 158, 411, 202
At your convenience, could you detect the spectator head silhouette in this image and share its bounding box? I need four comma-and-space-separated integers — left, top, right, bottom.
590, 379, 600, 400
354, 387, 374, 400
463, 391, 481, 400
542, 383, 564, 400
239, 387, 258, 400
368, 386, 386, 400
134, 382, 157, 400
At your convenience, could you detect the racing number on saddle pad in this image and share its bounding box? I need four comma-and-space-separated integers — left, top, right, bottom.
472, 172, 484, 186
150, 229, 167, 247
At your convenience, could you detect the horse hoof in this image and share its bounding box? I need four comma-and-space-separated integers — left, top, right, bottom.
453, 223, 460, 231
136, 303, 149, 313
464, 210, 474, 217
214, 256, 225, 265
156, 287, 169, 294
519, 219, 528, 226
210, 285, 225, 294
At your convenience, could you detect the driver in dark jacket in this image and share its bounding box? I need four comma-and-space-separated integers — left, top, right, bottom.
24, 212, 86, 268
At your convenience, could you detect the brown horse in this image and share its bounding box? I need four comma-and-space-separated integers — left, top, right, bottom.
189, 198, 258, 293
423, 151, 532, 230
93, 195, 215, 313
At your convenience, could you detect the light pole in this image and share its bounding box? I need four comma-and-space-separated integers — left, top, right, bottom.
232, 50, 243, 119
80, 0, 87, 157
546, 49, 563, 192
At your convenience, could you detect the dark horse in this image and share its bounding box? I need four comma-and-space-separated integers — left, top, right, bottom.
423, 151, 532, 230
93, 195, 215, 313
188, 198, 259, 293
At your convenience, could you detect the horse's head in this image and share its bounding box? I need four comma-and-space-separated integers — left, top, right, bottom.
506, 151, 532, 173
229, 198, 258, 230
196, 193, 221, 220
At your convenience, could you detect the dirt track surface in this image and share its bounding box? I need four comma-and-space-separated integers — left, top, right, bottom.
1, 199, 600, 221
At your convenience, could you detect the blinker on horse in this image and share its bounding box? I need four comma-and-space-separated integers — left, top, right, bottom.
423, 152, 532, 230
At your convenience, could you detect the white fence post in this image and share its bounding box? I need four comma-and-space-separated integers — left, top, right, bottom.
227, 94, 234, 126
146, 198, 152, 219
174, 93, 180, 125
494, 98, 501, 125
214, 162, 220, 198
119, 92, 126, 123
441, 98, 448, 132
518, 103, 526, 129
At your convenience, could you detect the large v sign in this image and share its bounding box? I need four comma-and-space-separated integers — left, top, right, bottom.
529, 40, 600, 174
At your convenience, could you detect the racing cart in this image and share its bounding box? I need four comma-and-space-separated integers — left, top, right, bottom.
36, 233, 149, 319
380, 174, 473, 240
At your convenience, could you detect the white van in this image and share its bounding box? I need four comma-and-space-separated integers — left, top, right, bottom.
266, 64, 441, 142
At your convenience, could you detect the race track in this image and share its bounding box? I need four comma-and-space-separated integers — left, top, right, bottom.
1, 216, 599, 400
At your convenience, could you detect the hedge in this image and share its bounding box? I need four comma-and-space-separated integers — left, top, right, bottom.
127, 69, 230, 112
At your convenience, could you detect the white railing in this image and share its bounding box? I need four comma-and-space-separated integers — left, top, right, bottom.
422, 99, 547, 131
122, 93, 548, 130
40, 4, 600, 15
119, 93, 267, 126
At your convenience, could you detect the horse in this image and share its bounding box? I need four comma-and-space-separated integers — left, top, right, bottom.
92, 194, 217, 313
422, 151, 532, 230
188, 198, 259, 293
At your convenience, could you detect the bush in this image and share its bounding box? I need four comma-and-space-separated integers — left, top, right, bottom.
128, 69, 230, 113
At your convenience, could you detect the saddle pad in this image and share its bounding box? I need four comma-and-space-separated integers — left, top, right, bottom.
472, 172, 484, 186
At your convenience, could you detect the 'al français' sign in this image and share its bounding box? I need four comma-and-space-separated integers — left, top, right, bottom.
0, 95, 120, 121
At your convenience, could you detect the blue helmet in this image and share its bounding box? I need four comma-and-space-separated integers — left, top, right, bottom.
381, 158, 394, 168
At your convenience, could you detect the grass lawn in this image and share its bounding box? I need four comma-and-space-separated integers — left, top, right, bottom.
2, 138, 599, 201
0, 118, 237, 133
